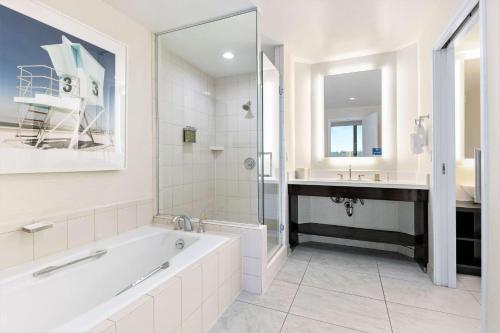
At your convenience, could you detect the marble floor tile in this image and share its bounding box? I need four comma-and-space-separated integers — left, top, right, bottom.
457, 274, 481, 292
387, 302, 480, 333
281, 314, 362, 332
376, 258, 430, 282
381, 276, 481, 318
275, 259, 309, 285
470, 291, 481, 304
309, 250, 379, 275
237, 279, 299, 312
289, 285, 391, 333
302, 262, 385, 300
289, 247, 315, 262
209, 301, 286, 333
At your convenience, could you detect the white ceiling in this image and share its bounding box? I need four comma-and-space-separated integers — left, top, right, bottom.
103, 0, 256, 33
159, 12, 256, 78
324, 70, 381, 109
255, 0, 439, 62
106, 0, 441, 64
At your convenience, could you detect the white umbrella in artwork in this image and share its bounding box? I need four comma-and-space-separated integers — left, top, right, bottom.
14, 35, 106, 149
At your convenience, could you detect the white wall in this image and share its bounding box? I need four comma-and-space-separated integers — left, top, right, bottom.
293, 62, 311, 169
0, 0, 153, 230
309, 51, 397, 172
396, 43, 420, 172
291, 45, 420, 175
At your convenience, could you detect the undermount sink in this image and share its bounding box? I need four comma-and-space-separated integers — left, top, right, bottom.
461, 185, 476, 200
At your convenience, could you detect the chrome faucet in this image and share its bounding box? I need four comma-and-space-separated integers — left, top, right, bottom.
173, 215, 193, 232
348, 165, 352, 180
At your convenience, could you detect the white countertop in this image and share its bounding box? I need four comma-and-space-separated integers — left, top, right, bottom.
288, 178, 429, 190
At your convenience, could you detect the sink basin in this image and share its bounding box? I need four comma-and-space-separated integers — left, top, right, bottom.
461, 185, 476, 200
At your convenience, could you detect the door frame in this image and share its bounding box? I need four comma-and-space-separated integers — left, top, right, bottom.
431, 0, 480, 288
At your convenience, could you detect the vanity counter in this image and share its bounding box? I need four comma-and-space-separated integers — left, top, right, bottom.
288, 178, 429, 190
288, 179, 429, 271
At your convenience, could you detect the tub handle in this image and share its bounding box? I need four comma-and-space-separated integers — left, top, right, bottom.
115, 261, 170, 296
33, 249, 107, 277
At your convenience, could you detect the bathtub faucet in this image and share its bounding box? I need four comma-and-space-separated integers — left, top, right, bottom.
173, 215, 193, 232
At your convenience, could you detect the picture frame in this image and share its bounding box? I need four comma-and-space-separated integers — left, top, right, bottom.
0, 0, 127, 173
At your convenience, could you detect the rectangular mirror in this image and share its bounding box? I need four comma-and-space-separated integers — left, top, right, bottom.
324, 69, 382, 157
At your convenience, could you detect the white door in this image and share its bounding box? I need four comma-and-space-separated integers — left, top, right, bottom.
432, 48, 457, 287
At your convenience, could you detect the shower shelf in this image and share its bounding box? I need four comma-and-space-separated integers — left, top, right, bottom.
209, 146, 225, 151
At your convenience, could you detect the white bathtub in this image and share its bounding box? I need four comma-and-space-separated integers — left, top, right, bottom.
0, 226, 229, 332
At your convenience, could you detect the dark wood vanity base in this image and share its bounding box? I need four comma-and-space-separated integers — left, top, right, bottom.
289, 184, 429, 271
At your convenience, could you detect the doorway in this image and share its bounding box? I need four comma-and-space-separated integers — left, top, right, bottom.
431, 2, 481, 289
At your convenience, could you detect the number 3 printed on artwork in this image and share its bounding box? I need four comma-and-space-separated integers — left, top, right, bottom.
62, 77, 72, 93
92, 81, 99, 97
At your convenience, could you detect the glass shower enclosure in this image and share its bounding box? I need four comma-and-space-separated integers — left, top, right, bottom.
155, 9, 282, 258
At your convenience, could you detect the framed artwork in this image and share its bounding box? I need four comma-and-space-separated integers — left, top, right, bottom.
0, 0, 127, 173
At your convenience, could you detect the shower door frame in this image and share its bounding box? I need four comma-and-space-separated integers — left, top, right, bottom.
153, 7, 263, 219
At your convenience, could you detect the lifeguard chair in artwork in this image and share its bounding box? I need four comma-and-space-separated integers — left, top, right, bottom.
14, 35, 106, 149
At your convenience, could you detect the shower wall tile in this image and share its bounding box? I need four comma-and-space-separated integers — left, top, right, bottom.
214, 73, 258, 224
157, 50, 216, 219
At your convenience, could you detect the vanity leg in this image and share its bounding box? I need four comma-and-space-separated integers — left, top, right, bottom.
289, 194, 299, 248
414, 201, 428, 272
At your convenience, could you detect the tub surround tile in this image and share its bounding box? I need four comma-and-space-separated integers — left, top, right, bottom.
68, 213, 95, 248
387, 302, 480, 333
137, 199, 154, 227
178, 264, 203, 320
209, 301, 286, 333
0, 230, 33, 270
230, 269, 242, 301
290, 285, 391, 333
218, 279, 232, 314
149, 277, 182, 333
242, 257, 262, 277
111, 296, 154, 333
95, 207, 118, 240
34, 219, 67, 259
182, 307, 202, 333
237, 279, 299, 312
242, 273, 262, 294
117, 203, 138, 234
302, 263, 385, 300
281, 314, 361, 333
217, 244, 231, 285
87, 320, 116, 333
229, 239, 241, 273
202, 291, 219, 333
202, 253, 219, 301
381, 276, 481, 318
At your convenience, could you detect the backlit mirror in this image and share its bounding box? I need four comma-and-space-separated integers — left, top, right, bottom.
324, 69, 382, 157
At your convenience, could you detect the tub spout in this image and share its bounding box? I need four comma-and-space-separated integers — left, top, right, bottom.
173, 215, 193, 232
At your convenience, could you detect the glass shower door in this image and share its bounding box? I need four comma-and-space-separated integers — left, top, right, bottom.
260, 52, 281, 258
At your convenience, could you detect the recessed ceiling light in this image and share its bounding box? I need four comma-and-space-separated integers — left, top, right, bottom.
223, 51, 235, 60
349, 97, 356, 101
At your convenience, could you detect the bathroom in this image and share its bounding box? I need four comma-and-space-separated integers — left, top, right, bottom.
0, 0, 498, 332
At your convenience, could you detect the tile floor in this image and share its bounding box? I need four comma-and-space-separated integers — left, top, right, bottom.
210, 243, 481, 333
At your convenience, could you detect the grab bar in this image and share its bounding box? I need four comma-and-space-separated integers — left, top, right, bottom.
33, 249, 107, 277
115, 261, 170, 296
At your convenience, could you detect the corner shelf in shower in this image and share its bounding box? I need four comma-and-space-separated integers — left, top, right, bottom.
209, 146, 225, 152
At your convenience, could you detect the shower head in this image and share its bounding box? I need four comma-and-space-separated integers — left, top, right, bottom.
242, 101, 251, 111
